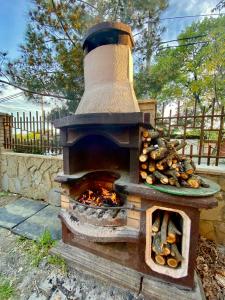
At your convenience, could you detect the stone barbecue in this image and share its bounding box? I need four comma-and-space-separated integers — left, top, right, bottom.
54, 21, 218, 294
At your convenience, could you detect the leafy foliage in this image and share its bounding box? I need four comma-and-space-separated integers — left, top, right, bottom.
136, 16, 225, 108
1, 0, 168, 113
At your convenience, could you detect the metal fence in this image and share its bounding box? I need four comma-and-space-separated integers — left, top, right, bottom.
155, 99, 225, 166
3, 111, 62, 155
2, 99, 225, 165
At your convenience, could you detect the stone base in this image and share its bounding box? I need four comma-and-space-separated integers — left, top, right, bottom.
51, 241, 205, 300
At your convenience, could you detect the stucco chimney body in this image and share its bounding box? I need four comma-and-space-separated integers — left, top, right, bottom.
75, 22, 140, 114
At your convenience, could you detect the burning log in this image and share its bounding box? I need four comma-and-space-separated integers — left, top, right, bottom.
77, 186, 121, 207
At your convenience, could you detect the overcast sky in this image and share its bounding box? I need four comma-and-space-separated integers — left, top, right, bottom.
0, 0, 224, 114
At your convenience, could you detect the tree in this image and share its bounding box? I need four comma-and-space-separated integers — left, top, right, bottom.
0, 0, 168, 115
136, 16, 225, 109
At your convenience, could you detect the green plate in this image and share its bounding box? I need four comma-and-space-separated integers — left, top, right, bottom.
145, 177, 220, 197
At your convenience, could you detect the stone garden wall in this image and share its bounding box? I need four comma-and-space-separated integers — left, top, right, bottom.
0, 150, 224, 244
196, 167, 225, 245
0, 151, 63, 201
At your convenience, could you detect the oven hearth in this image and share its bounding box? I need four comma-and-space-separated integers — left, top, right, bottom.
54, 21, 219, 294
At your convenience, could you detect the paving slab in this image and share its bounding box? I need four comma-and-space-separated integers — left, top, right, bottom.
12, 205, 61, 240
0, 198, 47, 229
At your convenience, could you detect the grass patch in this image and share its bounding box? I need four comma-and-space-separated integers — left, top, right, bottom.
0, 191, 10, 197
17, 230, 67, 273
0, 275, 14, 300
29, 230, 56, 267
47, 255, 67, 273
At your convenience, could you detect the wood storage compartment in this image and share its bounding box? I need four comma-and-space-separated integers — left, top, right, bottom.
145, 206, 191, 279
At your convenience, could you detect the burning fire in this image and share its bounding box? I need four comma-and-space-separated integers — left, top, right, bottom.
77, 185, 121, 207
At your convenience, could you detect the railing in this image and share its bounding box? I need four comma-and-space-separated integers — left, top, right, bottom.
155, 99, 225, 166
3, 111, 62, 155
2, 99, 225, 165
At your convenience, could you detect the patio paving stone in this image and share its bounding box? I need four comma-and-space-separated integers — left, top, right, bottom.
0, 198, 47, 229
12, 205, 61, 240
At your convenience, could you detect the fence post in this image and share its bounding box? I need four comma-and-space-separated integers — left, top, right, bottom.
138, 99, 157, 126
0, 113, 12, 190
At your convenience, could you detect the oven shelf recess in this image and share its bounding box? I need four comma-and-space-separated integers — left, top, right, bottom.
59, 210, 140, 243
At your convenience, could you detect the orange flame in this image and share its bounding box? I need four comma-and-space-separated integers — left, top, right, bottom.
77, 185, 121, 207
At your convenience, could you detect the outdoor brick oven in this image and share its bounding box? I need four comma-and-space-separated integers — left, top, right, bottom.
54, 22, 218, 292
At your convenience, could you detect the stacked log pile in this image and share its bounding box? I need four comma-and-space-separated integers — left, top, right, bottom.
139, 128, 209, 188
152, 211, 183, 268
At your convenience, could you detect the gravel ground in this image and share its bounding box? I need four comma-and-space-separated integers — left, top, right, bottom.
0, 226, 144, 300
0, 192, 20, 207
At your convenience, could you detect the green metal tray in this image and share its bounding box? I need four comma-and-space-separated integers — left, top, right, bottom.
145, 177, 220, 197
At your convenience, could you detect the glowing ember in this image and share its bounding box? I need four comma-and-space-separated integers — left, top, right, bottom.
77, 185, 121, 207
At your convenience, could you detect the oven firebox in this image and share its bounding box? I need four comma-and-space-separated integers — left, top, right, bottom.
54, 21, 218, 293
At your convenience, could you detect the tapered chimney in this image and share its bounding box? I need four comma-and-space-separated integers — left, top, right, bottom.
75, 22, 140, 114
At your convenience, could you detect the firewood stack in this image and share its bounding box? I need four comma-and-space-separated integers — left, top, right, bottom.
139, 129, 209, 188
152, 211, 183, 268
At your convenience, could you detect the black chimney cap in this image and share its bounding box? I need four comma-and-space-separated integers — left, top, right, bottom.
82, 21, 134, 54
